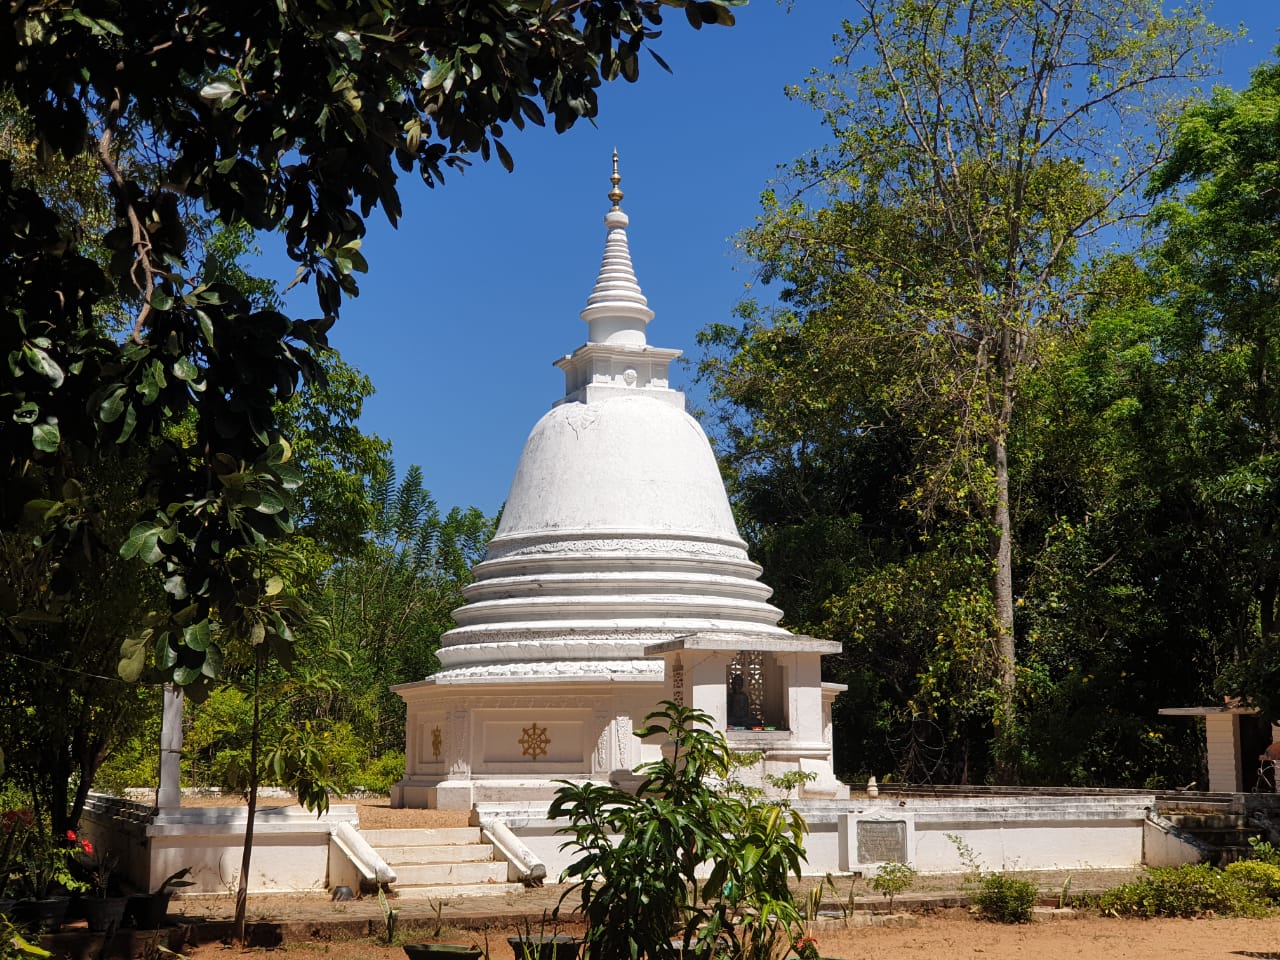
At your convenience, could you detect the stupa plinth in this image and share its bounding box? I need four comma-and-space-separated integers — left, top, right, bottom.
392, 157, 847, 810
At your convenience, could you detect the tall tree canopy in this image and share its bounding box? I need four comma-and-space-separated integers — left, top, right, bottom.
0, 0, 740, 698
701, 0, 1226, 778
1144, 56, 1280, 720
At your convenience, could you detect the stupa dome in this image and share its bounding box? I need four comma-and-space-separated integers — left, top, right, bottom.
495, 396, 738, 540
433, 156, 788, 683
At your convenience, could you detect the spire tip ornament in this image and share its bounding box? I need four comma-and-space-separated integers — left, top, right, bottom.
608, 149, 624, 209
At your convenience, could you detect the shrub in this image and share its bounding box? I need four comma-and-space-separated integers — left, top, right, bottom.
974, 873, 1037, 923
1225, 860, 1280, 904
1248, 836, 1280, 866
551, 702, 808, 960
870, 861, 918, 911
1096, 864, 1270, 918
352, 752, 405, 794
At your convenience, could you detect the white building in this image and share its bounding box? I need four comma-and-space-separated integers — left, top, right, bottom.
392, 157, 848, 810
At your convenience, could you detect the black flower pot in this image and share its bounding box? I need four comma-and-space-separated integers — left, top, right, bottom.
507, 935, 580, 960
13, 897, 69, 933
404, 945, 484, 960
82, 896, 129, 933
125, 891, 172, 929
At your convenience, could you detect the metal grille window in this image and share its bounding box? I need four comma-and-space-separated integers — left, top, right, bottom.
727, 652, 786, 730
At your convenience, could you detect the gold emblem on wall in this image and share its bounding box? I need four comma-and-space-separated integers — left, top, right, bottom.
519, 723, 551, 760
431, 726, 442, 761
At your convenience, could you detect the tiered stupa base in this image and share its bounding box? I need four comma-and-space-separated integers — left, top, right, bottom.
393, 676, 660, 810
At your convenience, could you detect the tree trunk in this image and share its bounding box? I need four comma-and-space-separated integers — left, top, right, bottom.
49, 745, 70, 836
991, 388, 1018, 783
233, 658, 261, 945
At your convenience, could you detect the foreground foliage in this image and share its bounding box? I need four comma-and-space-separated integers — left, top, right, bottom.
0, 0, 741, 712
551, 702, 807, 960
1098, 862, 1280, 918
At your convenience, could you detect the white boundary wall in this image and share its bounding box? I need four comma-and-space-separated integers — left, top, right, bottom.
84, 791, 1190, 894
476, 794, 1170, 880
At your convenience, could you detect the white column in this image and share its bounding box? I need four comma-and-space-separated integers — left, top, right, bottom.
156, 683, 183, 811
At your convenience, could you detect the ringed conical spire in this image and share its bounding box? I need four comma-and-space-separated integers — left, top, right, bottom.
580, 151, 653, 345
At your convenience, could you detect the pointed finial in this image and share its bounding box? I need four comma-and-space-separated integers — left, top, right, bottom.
608, 149, 624, 209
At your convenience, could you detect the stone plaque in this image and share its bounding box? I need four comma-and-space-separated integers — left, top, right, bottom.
857, 820, 907, 864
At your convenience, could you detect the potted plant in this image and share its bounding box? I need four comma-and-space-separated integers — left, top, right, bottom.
12, 827, 89, 933
0, 809, 34, 919
78, 841, 127, 934
125, 868, 192, 930
505, 933, 579, 960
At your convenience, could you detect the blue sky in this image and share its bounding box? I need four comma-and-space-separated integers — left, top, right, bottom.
268, 1, 1278, 517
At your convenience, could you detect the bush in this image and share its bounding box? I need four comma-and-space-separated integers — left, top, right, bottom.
351, 752, 405, 794
1096, 864, 1270, 918
1248, 836, 1280, 866
974, 873, 1037, 923
870, 862, 918, 911
551, 702, 808, 960
1225, 860, 1280, 904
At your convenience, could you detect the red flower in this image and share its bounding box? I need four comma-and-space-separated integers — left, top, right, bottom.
82, 841, 95, 856
66, 830, 77, 841
2, 809, 34, 830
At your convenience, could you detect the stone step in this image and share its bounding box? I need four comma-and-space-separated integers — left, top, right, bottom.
361, 827, 482, 846
393, 861, 510, 886
393, 881, 526, 900
378, 844, 495, 865
1167, 819, 1244, 834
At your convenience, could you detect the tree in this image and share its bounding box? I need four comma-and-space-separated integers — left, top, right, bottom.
313, 464, 494, 758
0, 0, 742, 710
710, 0, 1225, 774
1007, 264, 1220, 785
1143, 54, 1280, 720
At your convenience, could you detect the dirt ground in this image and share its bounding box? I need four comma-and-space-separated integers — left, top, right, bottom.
176, 911, 1280, 960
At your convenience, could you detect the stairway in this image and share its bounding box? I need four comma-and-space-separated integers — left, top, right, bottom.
362, 827, 525, 899
1159, 811, 1257, 864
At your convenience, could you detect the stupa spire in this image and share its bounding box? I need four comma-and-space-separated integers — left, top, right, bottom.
608, 148, 624, 209
580, 151, 654, 345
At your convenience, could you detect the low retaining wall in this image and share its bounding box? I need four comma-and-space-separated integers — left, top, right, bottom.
476, 794, 1168, 880
82, 796, 361, 895
836, 795, 1154, 874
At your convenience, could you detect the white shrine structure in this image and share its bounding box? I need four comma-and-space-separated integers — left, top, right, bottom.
391, 158, 849, 810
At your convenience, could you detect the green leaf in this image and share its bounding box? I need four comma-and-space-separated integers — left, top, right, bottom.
194, 309, 215, 346
22, 499, 60, 523
201, 643, 224, 678
99, 387, 126, 422
200, 81, 235, 102
173, 357, 199, 381
155, 631, 179, 669
182, 619, 211, 651
254, 489, 285, 514
32, 421, 60, 452
119, 632, 150, 682
495, 140, 514, 173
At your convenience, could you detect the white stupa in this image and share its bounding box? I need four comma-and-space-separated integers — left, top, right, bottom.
392, 157, 847, 810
